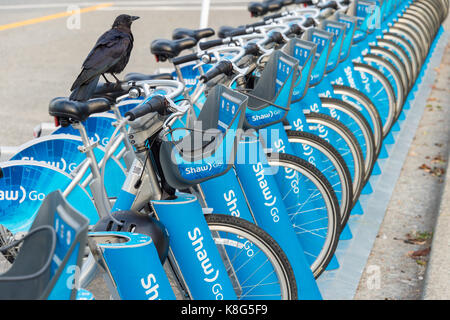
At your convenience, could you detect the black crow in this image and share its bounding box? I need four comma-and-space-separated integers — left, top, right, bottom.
69, 14, 139, 101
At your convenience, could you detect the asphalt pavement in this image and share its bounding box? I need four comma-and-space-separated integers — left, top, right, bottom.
0, 0, 252, 147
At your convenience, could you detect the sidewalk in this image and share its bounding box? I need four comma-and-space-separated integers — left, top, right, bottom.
354, 22, 450, 300
422, 153, 450, 300
421, 17, 450, 300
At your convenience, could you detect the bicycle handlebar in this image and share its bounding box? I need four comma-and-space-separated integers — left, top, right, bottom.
125, 95, 170, 121
286, 23, 303, 36
227, 27, 250, 37
263, 12, 285, 21
261, 30, 285, 46
199, 38, 226, 50
199, 60, 234, 83
241, 20, 268, 29
303, 16, 316, 27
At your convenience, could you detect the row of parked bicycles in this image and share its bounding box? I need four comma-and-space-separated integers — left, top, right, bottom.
0, 0, 448, 300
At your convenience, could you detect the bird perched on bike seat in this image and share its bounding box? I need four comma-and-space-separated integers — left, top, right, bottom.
69, 14, 139, 101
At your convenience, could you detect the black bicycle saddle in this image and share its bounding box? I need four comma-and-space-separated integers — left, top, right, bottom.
151, 37, 197, 61
49, 97, 111, 123
172, 27, 215, 41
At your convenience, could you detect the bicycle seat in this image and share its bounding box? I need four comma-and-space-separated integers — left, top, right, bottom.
123, 72, 174, 82
218, 25, 240, 38
267, 0, 283, 12
248, 2, 269, 17
159, 85, 248, 190
49, 97, 111, 123
92, 82, 128, 101
151, 37, 197, 61
172, 27, 215, 41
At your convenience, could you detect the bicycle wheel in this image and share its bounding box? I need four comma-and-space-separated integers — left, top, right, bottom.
401, 11, 434, 44
390, 24, 426, 62
406, 5, 439, 36
305, 112, 365, 200
396, 17, 431, 51
320, 97, 376, 183
205, 214, 298, 300
382, 32, 419, 82
285, 130, 353, 227
375, 39, 414, 90
383, 32, 422, 82
362, 54, 405, 120
332, 85, 383, 158
369, 45, 409, 96
266, 152, 340, 278
410, 1, 441, 31
352, 62, 397, 137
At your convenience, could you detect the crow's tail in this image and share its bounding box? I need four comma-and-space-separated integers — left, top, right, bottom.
69, 75, 100, 101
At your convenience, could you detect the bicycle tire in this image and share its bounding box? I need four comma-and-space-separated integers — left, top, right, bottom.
320, 97, 376, 183
407, 5, 438, 34
362, 54, 405, 119
369, 45, 409, 95
411, 1, 441, 28
375, 39, 414, 90
332, 85, 384, 158
285, 130, 353, 227
401, 11, 434, 44
352, 62, 397, 137
266, 152, 340, 278
305, 112, 365, 200
389, 24, 426, 62
382, 32, 419, 81
205, 214, 298, 300
396, 17, 430, 51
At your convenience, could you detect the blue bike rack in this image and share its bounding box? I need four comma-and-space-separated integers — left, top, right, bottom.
316, 24, 448, 300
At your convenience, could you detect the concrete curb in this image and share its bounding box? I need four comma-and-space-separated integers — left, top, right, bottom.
422, 152, 450, 300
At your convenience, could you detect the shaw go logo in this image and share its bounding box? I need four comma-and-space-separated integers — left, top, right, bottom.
0, 186, 46, 203
21, 156, 78, 174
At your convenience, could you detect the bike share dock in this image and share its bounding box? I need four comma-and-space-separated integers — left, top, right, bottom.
316, 27, 449, 300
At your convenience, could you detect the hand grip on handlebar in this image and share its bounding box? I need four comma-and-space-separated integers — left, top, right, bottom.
286, 23, 303, 36
240, 20, 267, 29
228, 27, 249, 37
261, 31, 285, 46
263, 13, 284, 21
199, 60, 234, 83
199, 39, 225, 50
244, 43, 261, 56
172, 52, 213, 65
303, 17, 316, 28
125, 95, 170, 121
172, 53, 201, 65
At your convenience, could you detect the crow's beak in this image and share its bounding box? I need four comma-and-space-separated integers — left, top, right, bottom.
131, 16, 140, 21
